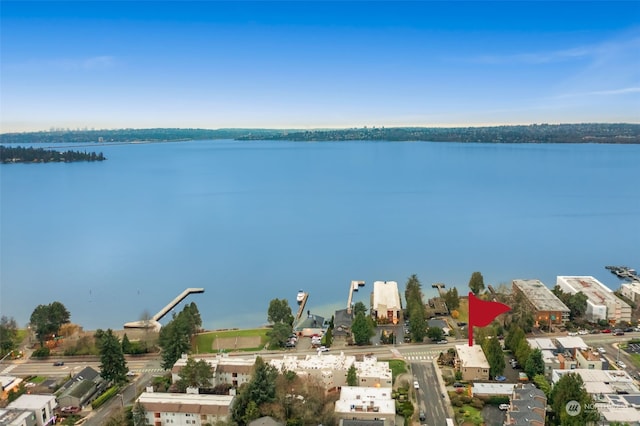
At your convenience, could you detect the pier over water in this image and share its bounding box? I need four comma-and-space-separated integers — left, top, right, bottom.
124, 287, 205, 330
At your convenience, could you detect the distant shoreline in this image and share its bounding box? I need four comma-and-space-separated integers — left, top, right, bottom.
1, 123, 639, 144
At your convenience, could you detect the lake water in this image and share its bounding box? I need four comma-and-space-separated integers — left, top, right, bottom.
1, 140, 639, 331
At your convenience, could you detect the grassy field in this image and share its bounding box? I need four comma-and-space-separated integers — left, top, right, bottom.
387, 359, 407, 383
194, 328, 269, 353
456, 298, 469, 323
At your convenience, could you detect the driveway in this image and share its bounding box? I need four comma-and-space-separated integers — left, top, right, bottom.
482, 405, 506, 426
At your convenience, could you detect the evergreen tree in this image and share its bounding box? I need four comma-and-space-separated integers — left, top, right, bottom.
121, 333, 132, 354
427, 327, 444, 341
352, 312, 375, 345
177, 358, 214, 391
525, 349, 545, 379
549, 373, 599, 425
353, 301, 367, 317
482, 337, 505, 378
132, 401, 149, 426
444, 287, 460, 310
159, 318, 191, 370
346, 365, 358, 386
97, 329, 128, 384
468, 272, 485, 295
267, 322, 293, 349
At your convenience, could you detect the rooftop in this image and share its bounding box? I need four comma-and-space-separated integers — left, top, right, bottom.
0, 409, 34, 425
455, 344, 490, 369
334, 386, 395, 415
553, 369, 640, 394
7, 394, 56, 410
512, 279, 570, 312
554, 336, 588, 350
526, 337, 557, 351
137, 392, 234, 415
557, 276, 629, 308
372, 281, 401, 310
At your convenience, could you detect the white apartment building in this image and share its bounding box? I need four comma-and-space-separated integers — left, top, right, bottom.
6, 395, 57, 426
556, 276, 631, 323
621, 281, 640, 304
171, 354, 255, 388
371, 281, 402, 324
270, 354, 392, 390
334, 386, 395, 426
137, 392, 235, 426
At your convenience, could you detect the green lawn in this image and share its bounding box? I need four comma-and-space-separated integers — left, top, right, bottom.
29, 376, 46, 384
455, 404, 484, 425
194, 328, 269, 354
387, 359, 407, 383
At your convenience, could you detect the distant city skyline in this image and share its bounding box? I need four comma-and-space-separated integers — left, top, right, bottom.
1, 1, 639, 132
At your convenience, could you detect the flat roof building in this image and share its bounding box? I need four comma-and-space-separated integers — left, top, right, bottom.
551, 369, 640, 395
171, 354, 255, 388
270, 354, 391, 390
512, 279, 570, 326
0, 409, 37, 426
136, 392, 235, 426
6, 395, 56, 426
621, 281, 640, 304
371, 281, 401, 324
455, 344, 490, 382
335, 386, 396, 426
556, 276, 631, 323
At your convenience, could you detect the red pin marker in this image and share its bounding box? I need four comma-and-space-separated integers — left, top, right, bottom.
468, 292, 511, 346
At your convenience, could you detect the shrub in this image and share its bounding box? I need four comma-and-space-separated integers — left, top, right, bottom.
454, 371, 463, 380
461, 395, 472, 404
31, 347, 50, 358
486, 395, 510, 405
91, 385, 119, 409
471, 398, 484, 409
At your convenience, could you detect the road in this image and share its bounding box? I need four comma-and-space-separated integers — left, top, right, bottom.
2, 331, 637, 424
412, 362, 449, 426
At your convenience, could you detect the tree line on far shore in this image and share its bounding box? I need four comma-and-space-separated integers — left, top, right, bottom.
0, 145, 106, 163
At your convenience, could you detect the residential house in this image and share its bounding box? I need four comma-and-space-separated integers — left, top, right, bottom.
334, 386, 395, 426
136, 391, 234, 426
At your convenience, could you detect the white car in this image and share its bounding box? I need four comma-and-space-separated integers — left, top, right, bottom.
578, 329, 588, 335
597, 347, 606, 354
413, 381, 420, 389
499, 404, 509, 410
617, 361, 627, 369
567, 332, 578, 336
318, 346, 329, 352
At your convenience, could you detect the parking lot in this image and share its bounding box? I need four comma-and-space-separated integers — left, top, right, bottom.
625, 342, 640, 354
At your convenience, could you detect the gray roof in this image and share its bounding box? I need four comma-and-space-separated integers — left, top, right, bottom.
427, 319, 448, 329
334, 308, 353, 327
341, 420, 385, 426
512, 398, 545, 411
248, 416, 284, 426
295, 314, 325, 330
513, 279, 570, 313
508, 409, 544, 425
74, 366, 100, 382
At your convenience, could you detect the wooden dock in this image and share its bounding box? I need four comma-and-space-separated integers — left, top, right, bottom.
295, 292, 309, 323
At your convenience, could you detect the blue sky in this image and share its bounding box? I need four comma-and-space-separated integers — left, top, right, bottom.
1, 1, 639, 131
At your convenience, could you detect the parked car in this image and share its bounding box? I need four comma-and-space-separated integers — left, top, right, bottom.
495, 375, 507, 382
578, 329, 589, 335
53, 361, 64, 366
414, 381, 420, 389
567, 331, 578, 336
419, 411, 426, 421
499, 404, 509, 410
597, 347, 606, 354
437, 339, 448, 344
318, 346, 329, 352
602, 329, 612, 333
617, 360, 627, 369
60, 406, 81, 414
615, 331, 625, 336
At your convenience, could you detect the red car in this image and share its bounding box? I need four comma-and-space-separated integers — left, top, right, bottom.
602, 329, 612, 333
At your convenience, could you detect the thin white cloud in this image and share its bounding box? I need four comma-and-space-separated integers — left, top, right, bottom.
554, 87, 640, 99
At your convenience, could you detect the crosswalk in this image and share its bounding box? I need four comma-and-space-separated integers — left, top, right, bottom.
402, 351, 442, 361
0, 364, 16, 375
133, 368, 165, 373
